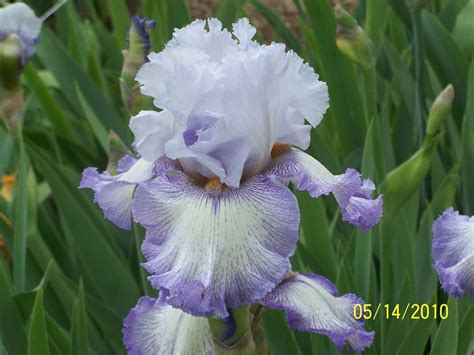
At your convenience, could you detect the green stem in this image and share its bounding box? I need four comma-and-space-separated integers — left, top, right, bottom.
209, 306, 255, 354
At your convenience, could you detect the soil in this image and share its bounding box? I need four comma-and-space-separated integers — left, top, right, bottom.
186, 0, 300, 43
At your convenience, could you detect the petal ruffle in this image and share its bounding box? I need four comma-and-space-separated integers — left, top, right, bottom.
261, 273, 374, 353
80, 157, 177, 229
432, 208, 474, 298
130, 110, 176, 162
266, 148, 383, 232
132, 171, 299, 317
123, 296, 215, 355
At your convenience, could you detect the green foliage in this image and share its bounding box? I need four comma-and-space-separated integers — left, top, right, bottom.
0, 0, 472, 354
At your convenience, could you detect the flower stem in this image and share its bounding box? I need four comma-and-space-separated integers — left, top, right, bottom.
209, 306, 256, 354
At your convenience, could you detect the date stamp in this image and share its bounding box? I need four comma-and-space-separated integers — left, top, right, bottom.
353, 303, 449, 320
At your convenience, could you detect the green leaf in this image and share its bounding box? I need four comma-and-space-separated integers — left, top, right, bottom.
457, 304, 474, 355
452, 0, 474, 58
302, 0, 366, 156
35, 28, 129, 144
105, 0, 130, 49
430, 297, 458, 355
74, 83, 109, 153
23, 64, 76, 140
70, 280, 89, 355
0, 259, 27, 355
12, 136, 28, 292
263, 309, 301, 355
421, 10, 469, 123
396, 295, 436, 355
27, 287, 50, 355
28, 146, 139, 316
294, 190, 337, 280
216, 0, 247, 28
461, 60, 474, 214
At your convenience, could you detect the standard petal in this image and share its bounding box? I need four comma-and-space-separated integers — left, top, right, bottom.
123, 296, 215, 355
130, 110, 176, 162
266, 148, 383, 231
261, 273, 374, 353
0, 3, 41, 63
79, 157, 173, 229
432, 208, 474, 298
132, 171, 299, 317
168, 18, 237, 61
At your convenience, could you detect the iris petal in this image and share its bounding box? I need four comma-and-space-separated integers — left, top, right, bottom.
266, 148, 383, 231
261, 273, 374, 354
123, 296, 215, 355
132, 171, 299, 317
80, 157, 177, 229
432, 208, 474, 298
0, 3, 42, 64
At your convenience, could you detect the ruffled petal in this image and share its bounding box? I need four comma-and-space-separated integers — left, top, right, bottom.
0, 3, 41, 63
123, 296, 215, 355
261, 273, 374, 353
79, 157, 175, 229
130, 110, 176, 162
432, 208, 474, 298
132, 171, 299, 317
232, 18, 257, 48
168, 18, 238, 61
266, 148, 383, 231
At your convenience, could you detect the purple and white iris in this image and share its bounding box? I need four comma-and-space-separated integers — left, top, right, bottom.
0, 3, 41, 65
432, 208, 474, 298
81, 18, 382, 354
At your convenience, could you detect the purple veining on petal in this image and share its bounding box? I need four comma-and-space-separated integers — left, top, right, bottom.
261, 273, 374, 354
266, 148, 383, 231
432, 208, 474, 298
132, 170, 300, 318
80, 156, 178, 229
336, 174, 384, 232
123, 296, 215, 355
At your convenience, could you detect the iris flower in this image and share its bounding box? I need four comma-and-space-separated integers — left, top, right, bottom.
0, 2, 41, 65
432, 208, 474, 298
81, 18, 382, 354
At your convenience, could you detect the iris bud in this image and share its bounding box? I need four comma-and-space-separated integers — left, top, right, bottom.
380, 133, 442, 216
335, 5, 375, 70
426, 84, 454, 137
120, 16, 156, 114
0, 34, 23, 91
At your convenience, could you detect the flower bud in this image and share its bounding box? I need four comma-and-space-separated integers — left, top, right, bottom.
380, 133, 442, 216
120, 16, 156, 113
0, 34, 23, 91
335, 5, 375, 70
107, 130, 129, 176
426, 84, 454, 137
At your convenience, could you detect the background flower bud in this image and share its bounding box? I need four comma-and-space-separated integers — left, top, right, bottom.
120, 16, 156, 114
380, 133, 442, 216
0, 34, 23, 91
335, 5, 375, 70
426, 84, 454, 137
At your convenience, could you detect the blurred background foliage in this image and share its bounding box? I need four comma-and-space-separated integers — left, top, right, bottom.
0, 0, 473, 354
